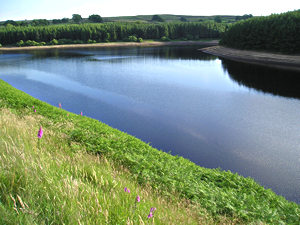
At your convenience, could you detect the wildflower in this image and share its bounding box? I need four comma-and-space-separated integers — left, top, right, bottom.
147, 207, 156, 219
37, 126, 43, 139
59, 103, 62, 108
124, 187, 130, 193
136, 195, 140, 202
32, 105, 34, 109
150, 207, 156, 212
34, 109, 36, 113
80, 111, 83, 116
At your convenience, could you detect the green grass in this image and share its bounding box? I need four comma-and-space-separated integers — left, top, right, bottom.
0, 108, 217, 224
0, 79, 299, 224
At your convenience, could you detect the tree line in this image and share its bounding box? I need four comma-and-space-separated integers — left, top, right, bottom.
0, 22, 226, 45
220, 10, 300, 53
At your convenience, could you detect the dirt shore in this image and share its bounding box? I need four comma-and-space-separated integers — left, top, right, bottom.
200, 46, 300, 72
0, 40, 218, 52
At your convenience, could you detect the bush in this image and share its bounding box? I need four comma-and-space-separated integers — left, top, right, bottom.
0, 43, 2, 47
24, 40, 40, 46
137, 37, 143, 42
40, 42, 46, 46
87, 39, 97, 44
73, 40, 84, 44
50, 39, 58, 45
57, 39, 72, 44
127, 35, 137, 42
160, 36, 170, 41
16, 40, 24, 47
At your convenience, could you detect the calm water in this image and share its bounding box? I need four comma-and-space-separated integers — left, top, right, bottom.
0, 46, 300, 203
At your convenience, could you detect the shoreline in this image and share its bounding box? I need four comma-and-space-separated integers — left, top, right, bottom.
200, 46, 300, 72
0, 40, 219, 52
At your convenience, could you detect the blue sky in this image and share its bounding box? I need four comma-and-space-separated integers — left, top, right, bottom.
1, 0, 299, 21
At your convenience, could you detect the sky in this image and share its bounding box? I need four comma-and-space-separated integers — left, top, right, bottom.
0, 0, 299, 21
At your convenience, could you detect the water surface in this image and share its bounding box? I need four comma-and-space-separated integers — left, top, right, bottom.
0, 46, 299, 203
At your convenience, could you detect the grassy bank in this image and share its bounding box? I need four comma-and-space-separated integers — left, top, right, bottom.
0, 109, 219, 224
0, 79, 299, 224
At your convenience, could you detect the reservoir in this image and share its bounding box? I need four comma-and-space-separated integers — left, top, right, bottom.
0, 45, 299, 203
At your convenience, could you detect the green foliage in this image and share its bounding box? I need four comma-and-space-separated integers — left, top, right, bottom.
152, 15, 165, 22
50, 39, 58, 45
52, 19, 63, 24
31, 19, 49, 26
87, 39, 97, 43
235, 14, 253, 21
24, 40, 41, 46
0, 79, 299, 224
180, 17, 188, 22
160, 36, 171, 41
61, 18, 69, 23
214, 16, 222, 23
127, 35, 138, 42
16, 40, 24, 47
0, 22, 226, 46
3, 20, 18, 26
137, 37, 143, 42
0, 43, 2, 47
72, 14, 82, 23
221, 10, 300, 53
0, 109, 207, 224
88, 14, 103, 23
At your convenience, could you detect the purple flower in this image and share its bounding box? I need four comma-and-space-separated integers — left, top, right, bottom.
37, 126, 43, 139
136, 195, 140, 202
124, 187, 130, 193
32, 106, 34, 109
147, 212, 153, 218
59, 103, 62, 108
34, 109, 36, 113
80, 111, 83, 116
150, 207, 156, 212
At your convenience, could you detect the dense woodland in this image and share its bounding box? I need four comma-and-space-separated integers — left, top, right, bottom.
220, 10, 300, 53
0, 22, 226, 45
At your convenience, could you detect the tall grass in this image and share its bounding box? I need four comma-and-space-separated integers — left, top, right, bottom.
0, 108, 236, 224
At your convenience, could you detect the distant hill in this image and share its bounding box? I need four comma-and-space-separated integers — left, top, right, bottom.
0, 14, 248, 26
103, 14, 238, 23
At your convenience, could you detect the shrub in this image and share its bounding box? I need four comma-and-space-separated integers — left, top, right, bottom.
87, 39, 97, 44
57, 39, 72, 44
160, 36, 170, 42
73, 40, 84, 44
137, 37, 143, 43
24, 40, 40, 46
0, 43, 2, 47
40, 42, 46, 46
16, 40, 24, 47
127, 35, 137, 42
50, 39, 58, 45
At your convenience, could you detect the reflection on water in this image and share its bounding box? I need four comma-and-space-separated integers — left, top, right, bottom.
0, 46, 299, 204
222, 59, 300, 99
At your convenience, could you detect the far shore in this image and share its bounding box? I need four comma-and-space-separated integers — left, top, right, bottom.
200, 46, 300, 72
0, 40, 219, 52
